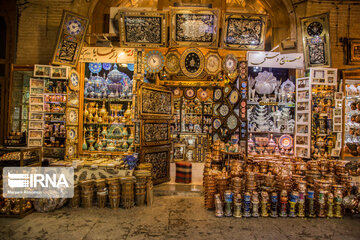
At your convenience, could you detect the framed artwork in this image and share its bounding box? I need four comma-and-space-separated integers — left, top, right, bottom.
34, 65, 51, 78
301, 13, 331, 68
67, 91, 79, 108
29, 104, 44, 112
66, 108, 79, 125
29, 113, 44, 121
66, 126, 78, 142
144, 50, 165, 73
165, 50, 181, 75
29, 130, 43, 139
141, 120, 171, 146
170, 8, 220, 48
346, 39, 360, 65
30, 78, 45, 88
119, 11, 167, 48
51, 66, 69, 79
68, 69, 80, 91
66, 140, 78, 159
138, 83, 173, 119
51, 10, 89, 67
205, 51, 221, 75
29, 96, 44, 104
221, 13, 267, 50
28, 138, 42, 147
180, 48, 205, 78
173, 143, 185, 161
29, 121, 44, 129
140, 145, 171, 185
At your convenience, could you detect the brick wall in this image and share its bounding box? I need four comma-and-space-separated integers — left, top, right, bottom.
14, 0, 360, 69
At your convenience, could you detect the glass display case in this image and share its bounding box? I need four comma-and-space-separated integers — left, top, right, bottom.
6, 65, 33, 146
80, 63, 135, 154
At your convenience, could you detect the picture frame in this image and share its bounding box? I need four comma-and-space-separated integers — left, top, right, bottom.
300, 13, 331, 68
66, 126, 78, 142
335, 92, 343, 100
141, 120, 171, 146
30, 78, 45, 88
333, 108, 342, 117
333, 124, 342, 133
295, 146, 310, 158
29, 104, 44, 112
119, 11, 167, 48
335, 100, 342, 108
221, 13, 267, 50
331, 148, 340, 157
29, 130, 43, 139
30, 87, 44, 96
66, 107, 79, 126
34, 65, 51, 78
296, 124, 309, 134
333, 116, 342, 125
29, 112, 44, 121
173, 143, 185, 162
29, 96, 44, 105
51, 66, 69, 79
297, 90, 310, 100
346, 38, 360, 65
28, 138, 43, 147
29, 121, 44, 129
51, 10, 89, 67
67, 90, 80, 108
170, 7, 220, 48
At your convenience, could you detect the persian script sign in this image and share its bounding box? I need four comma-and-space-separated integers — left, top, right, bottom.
79, 47, 135, 63
248, 52, 304, 69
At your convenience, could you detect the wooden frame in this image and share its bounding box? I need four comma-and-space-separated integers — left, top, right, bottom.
346, 38, 360, 65
51, 10, 89, 67
138, 83, 173, 120
170, 7, 220, 48
141, 119, 171, 146
33, 65, 51, 78
173, 143, 185, 162
300, 13, 331, 68
66, 90, 79, 108
221, 13, 267, 50
68, 69, 80, 91
50, 66, 69, 79
140, 144, 171, 185
119, 11, 167, 48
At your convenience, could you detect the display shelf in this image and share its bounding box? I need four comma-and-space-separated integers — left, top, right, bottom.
84, 98, 132, 102
44, 93, 66, 96
44, 112, 65, 115
247, 101, 296, 108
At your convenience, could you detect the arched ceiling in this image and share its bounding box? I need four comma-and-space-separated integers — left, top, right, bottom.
88, 0, 295, 47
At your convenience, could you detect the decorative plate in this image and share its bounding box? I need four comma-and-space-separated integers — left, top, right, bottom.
66, 19, 83, 36
279, 135, 293, 150
180, 48, 205, 78
213, 103, 220, 116
89, 63, 102, 74
173, 88, 183, 98
66, 143, 77, 158
228, 89, 240, 105
165, 51, 181, 75
219, 104, 230, 117
197, 88, 210, 102
66, 108, 78, 125
145, 50, 165, 73
213, 133, 220, 141
213, 88, 223, 101
205, 52, 221, 75
69, 69, 80, 91
223, 54, 238, 73
212, 118, 222, 130
102, 63, 112, 71
226, 114, 238, 130
224, 85, 232, 95
67, 127, 78, 141
184, 88, 196, 100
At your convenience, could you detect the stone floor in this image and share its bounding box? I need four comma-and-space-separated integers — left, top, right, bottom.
1, 195, 360, 240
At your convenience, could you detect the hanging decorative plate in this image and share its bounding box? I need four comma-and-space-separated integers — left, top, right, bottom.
228, 89, 240, 105
67, 127, 78, 141
66, 108, 78, 126
226, 114, 239, 130
145, 50, 165, 73
224, 85, 232, 95
68, 69, 80, 91
66, 143, 77, 158
173, 88, 183, 98
205, 52, 221, 75
279, 135, 293, 149
227, 70, 239, 82
180, 48, 205, 78
219, 104, 230, 117
223, 54, 238, 73
197, 88, 210, 102
213, 88, 223, 101
212, 118, 222, 130
165, 50, 181, 75
184, 88, 196, 100
213, 103, 220, 116
89, 63, 102, 74
66, 19, 83, 36
213, 133, 220, 141
102, 63, 112, 71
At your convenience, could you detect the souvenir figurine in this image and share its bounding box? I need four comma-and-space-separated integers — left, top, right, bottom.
279, 190, 288, 217
243, 192, 251, 217
233, 193, 242, 218
224, 190, 233, 217
289, 191, 299, 218
334, 190, 343, 218
252, 191, 260, 217
307, 190, 316, 218
270, 192, 278, 218
318, 190, 326, 217
327, 193, 334, 218
214, 194, 223, 217
261, 191, 269, 217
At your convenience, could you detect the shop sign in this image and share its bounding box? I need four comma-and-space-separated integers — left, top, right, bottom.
247, 51, 304, 69
79, 47, 135, 63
